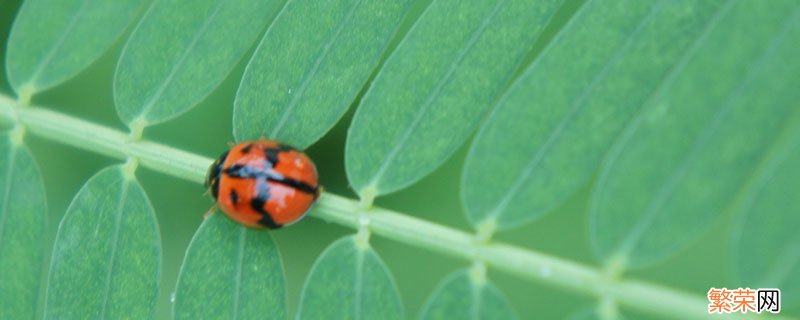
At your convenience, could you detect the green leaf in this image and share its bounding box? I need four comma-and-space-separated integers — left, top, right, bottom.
173, 212, 286, 319
345, 0, 564, 197
462, 0, 738, 230
418, 269, 516, 320
45, 165, 160, 319
114, 0, 282, 127
589, 1, 800, 270
234, 0, 413, 149
5, 0, 144, 96
297, 236, 403, 320
0, 133, 47, 320
731, 114, 800, 307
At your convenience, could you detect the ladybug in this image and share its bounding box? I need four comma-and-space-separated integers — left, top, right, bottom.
205, 140, 320, 229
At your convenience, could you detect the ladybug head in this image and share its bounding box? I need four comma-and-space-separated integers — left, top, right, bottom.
206, 150, 228, 199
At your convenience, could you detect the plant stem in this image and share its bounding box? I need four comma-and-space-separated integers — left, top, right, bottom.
0, 94, 771, 320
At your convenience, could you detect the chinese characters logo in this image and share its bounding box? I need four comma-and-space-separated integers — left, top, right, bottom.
707, 287, 780, 314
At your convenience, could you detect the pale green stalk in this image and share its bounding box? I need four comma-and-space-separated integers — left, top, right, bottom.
0, 93, 779, 320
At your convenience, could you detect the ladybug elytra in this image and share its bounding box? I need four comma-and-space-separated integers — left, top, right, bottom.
205, 140, 319, 228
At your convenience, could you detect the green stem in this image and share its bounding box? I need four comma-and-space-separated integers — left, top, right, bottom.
0, 94, 770, 320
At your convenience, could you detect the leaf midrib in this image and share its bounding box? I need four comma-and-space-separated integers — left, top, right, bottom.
0, 144, 18, 250
21, 0, 91, 91
483, 0, 665, 222
231, 226, 247, 320
363, 0, 507, 192
732, 110, 800, 287
268, 0, 365, 140
353, 243, 364, 320
590, 0, 735, 259
133, 0, 228, 123
469, 278, 481, 320
613, 1, 798, 259
730, 109, 800, 250
98, 175, 130, 319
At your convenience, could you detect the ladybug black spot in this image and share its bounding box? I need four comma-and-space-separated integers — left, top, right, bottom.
223, 161, 318, 197
263, 148, 280, 167
229, 189, 239, 206
224, 164, 262, 178
251, 196, 280, 229
250, 180, 280, 228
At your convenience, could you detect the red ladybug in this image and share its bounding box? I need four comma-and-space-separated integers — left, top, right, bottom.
205, 140, 319, 228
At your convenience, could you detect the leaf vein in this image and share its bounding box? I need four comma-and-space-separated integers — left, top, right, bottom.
364, 0, 508, 192
0, 144, 18, 247
614, 1, 799, 258
23, 0, 91, 90
98, 176, 131, 319
485, 0, 666, 221
469, 280, 480, 320
232, 227, 247, 320
269, 0, 365, 139
354, 244, 365, 320
589, 0, 735, 261
135, 0, 229, 122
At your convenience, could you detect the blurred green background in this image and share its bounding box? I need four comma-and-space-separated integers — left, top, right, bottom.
1, 0, 795, 318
